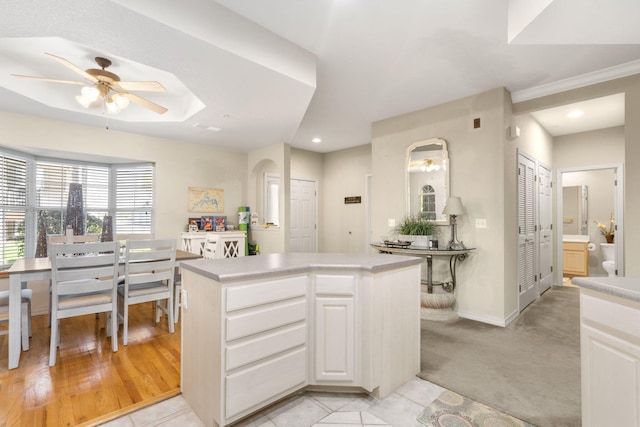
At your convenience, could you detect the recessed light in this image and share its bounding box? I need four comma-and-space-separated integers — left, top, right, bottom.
312, 137, 322, 144
567, 110, 584, 119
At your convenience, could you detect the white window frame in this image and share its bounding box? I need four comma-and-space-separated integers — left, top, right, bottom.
0, 148, 154, 266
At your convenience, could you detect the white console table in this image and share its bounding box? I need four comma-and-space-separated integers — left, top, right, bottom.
181, 231, 246, 256
179, 253, 422, 427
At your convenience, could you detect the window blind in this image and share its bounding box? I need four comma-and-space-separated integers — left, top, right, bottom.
115, 165, 153, 234
0, 154, 28, 265
35, 160, 110, 235
0, 148, 154, 265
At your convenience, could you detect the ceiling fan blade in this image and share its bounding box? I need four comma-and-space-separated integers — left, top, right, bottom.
114, 81, 166, 92
123, 92, 168, 115
12, 74, 85, 86
45, 52, 98, 84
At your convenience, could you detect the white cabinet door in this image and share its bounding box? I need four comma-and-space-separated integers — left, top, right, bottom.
581, 324, 640, 427
314, 274, 356, 383
315, 296, 354, 382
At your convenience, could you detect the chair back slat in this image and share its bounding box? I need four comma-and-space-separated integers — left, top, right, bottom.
56, 278, 114, 296
50, 243, 119, 297
48, 234, 101, 244
124, 240, 176, 288
202, 233, 219, 259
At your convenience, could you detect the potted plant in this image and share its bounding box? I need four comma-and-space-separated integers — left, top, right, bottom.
594, 213, 615, 244
396, 215, 437, 247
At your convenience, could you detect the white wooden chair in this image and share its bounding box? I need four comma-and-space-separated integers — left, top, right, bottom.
118, 239, 176, 345
202, 233, 219, 259
216, 235, 244, 258
49, 241, 120, 366
0, 289, 32, 352
46, 234, 102, 326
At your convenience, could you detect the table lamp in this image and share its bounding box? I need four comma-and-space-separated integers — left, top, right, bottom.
443, 196, 465, 249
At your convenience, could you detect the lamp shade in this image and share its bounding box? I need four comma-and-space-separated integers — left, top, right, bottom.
443, 196, 464, 216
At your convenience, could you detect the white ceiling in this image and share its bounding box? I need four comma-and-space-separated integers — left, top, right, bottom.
1, 0, 639, 153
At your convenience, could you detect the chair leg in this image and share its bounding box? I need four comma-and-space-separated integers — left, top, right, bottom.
49, 318, 58, 367
20, 301, 30, 352
168, 293, 174, 333
174, 285, 181, 324
110, 310, 118, 353
27, 300, 32, 337
122, 304, 129, 346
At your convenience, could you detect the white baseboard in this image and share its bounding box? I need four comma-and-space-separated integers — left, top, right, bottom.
457, 310, 517, 327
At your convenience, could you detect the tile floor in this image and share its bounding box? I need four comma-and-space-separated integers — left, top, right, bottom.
99, 377, 446, 427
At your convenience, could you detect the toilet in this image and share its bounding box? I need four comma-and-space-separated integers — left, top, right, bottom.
600, 243, 616, 277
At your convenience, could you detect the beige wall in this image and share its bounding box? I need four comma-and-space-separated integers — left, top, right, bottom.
0, 110, 248, 314
372, 88, 515, 324
322, 144, 372, 253
0, 111, 248, 240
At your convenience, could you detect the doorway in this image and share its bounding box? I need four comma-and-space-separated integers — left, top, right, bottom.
556, 164, 624, 284
290, 178, 317, 252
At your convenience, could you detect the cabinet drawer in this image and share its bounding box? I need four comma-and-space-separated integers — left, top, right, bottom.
316, 274, 355, 295
226, 299, 306, 341
226, 275, 307, 312
226, 324, 306, 371
226, 348, 306, 419
581, 292, 640, 339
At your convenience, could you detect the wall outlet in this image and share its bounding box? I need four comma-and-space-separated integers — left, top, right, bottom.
181, 289, 188, 310
475, 218, 487, 229
388, 218, 396, 227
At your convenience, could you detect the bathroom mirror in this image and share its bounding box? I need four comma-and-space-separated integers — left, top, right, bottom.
406, 138, 449, 225
563, 185, 588, 235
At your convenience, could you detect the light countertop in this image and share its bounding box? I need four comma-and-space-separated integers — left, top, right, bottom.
180, 252, 422, 283
573, 276, 640, 303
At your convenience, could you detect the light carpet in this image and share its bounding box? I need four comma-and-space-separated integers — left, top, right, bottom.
419, 286, 581, 427
418, 390, 536, 427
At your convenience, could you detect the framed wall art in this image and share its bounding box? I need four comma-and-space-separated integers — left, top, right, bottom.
188, 187, 224, 213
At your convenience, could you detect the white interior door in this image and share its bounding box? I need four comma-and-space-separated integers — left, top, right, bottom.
290, 178, 317, 252
518, 153, 537, 311
538, 163, 552, 293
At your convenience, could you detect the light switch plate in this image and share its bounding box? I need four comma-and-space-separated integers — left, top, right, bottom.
388, 218, 396, 227
475, 219, 487, 229
181, 289, 188, 310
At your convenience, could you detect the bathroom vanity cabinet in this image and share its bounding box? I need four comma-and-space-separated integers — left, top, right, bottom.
574, 277, 640, 427
563, 241, 589, 277
179, 253, 422, 427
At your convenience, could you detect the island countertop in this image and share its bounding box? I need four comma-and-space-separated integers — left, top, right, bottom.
573, 276, 640, 303
180, 252, 422, 283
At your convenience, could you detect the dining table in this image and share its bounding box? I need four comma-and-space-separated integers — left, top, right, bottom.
6, 249, 201, 369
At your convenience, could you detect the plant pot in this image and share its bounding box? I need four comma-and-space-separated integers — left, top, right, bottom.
399, 234, 432, 248
605, 234, 614, 244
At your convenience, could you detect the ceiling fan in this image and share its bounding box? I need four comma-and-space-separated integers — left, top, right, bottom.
12, 53, 168, 115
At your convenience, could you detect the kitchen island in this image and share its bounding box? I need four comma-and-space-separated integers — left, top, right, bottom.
179, 252, 422, 427
573, 276, 640, 427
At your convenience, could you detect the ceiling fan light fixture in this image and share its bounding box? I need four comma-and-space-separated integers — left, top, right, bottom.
113, 93, 130, 109
81, 86, 100, 102
75, 95, 93, 109
105, 96, 121, 114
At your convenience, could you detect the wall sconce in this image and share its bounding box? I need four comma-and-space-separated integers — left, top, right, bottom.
443, 196, 465, 249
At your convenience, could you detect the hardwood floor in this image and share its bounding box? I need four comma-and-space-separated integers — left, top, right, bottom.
0, 303, 181, 426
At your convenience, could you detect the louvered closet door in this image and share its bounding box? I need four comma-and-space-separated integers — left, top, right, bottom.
518, 154, 537, 311
538, 164, 553, 293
